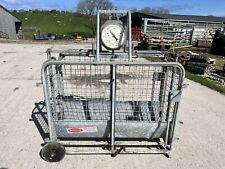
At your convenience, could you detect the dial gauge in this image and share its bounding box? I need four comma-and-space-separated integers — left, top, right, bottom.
101, 21, 126, 50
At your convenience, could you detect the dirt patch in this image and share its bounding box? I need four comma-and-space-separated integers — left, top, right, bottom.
3, 51, 16, 54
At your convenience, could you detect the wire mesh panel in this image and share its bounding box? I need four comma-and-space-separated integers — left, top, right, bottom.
116, 65, 181, 122
44, 61, 183, 123
45, 64, 111, 122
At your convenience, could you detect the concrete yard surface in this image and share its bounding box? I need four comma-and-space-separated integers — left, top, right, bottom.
0, 42, 225, 169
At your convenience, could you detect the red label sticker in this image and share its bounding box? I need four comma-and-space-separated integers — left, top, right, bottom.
67, 126, 98, 133
67, 128, 83, 133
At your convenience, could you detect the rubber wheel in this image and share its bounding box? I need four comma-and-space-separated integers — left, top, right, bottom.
40, 142, 65, 162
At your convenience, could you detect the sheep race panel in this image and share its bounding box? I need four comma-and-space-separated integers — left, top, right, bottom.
42, 61, 184, 142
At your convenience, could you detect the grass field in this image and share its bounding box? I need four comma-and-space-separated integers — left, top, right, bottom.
186, 71, 225, 95
13, 10, 93, 39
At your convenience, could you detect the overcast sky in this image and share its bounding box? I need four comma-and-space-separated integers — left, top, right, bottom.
0, 0, 225, 16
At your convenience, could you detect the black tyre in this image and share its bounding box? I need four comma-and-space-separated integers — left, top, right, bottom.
40, 142, 65, 162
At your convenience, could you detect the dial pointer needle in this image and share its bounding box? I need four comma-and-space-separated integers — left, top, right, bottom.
110, 31, 118, 41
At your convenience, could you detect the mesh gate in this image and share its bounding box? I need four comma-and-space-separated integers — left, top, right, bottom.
42, 61, 184, 157
46, 64, 180, 122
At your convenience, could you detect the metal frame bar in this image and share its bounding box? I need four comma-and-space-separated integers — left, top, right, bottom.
41, 63, 57, 141
42, 61, 185, 71
98, 10, 129, 14
96, 10, 132, 61
65, 148, 170, 155
167, 71, 184, 150
96, 11, 100, 61
128, 11, 132, 61
46, 49, 52, 60
110, 65, 116, 150
164, 67, 175, 148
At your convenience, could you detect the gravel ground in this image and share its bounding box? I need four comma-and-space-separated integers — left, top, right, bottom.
0, 42, 225, 169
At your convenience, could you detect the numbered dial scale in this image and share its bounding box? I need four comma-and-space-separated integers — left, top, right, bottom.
101, 20, 127, 50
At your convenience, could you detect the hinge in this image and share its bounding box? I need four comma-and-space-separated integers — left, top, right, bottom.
171, 90, 182, 102
170, 84, 188, 102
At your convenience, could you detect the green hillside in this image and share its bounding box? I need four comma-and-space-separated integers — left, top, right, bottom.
13, 10, 93, 39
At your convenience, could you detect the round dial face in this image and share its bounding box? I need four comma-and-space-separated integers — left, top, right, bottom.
101, 21, 126, 50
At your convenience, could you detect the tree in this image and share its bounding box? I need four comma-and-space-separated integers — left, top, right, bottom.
76, 0, 113, 37
130, 8, 138, 13
77, 0, 113, 15
139, 7, 170, 14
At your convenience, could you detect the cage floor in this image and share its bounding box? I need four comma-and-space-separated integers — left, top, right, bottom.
54, 98, 161, 122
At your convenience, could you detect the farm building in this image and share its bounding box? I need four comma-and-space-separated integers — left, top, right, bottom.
131, 12, 225, 44
0, 5, 22, 39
